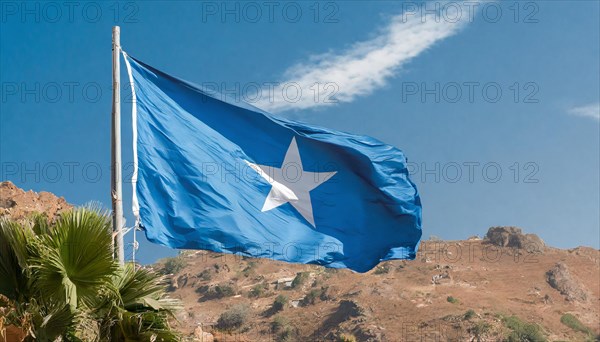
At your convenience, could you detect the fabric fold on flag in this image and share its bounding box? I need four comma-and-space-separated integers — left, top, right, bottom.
122, 51, 422, 272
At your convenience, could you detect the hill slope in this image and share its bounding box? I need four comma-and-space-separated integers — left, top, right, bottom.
1, 182, 598, 341
162, 234, 599, 341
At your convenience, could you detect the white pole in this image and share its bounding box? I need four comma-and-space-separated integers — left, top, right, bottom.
111, 26, 124, 265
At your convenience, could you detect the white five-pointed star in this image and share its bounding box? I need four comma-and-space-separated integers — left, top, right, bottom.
245, 137, 337, 228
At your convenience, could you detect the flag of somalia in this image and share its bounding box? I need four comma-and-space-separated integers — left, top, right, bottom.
123, 53, 422, 272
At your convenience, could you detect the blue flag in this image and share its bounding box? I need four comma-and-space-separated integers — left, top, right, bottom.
123, 53, 422, 272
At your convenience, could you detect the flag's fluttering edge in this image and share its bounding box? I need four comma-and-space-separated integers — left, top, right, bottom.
123, 53, 422, 272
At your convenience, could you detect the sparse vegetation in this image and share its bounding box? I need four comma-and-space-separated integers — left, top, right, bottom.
198, 269, 212, 281
271, 315, 297, 341
338, 333, 357, 342
470, 320, 491, 340
217, 304, 249, 331
195, 284, 209, 294
198, 283, 236, 299
301, 289, 320, 306
560, 313, 594, 336
464, 309, 476, 320
277, 326, 298, 342
272, 295, 288, 312
271, 315, 289, 333
209, 284, 236, 298
248, 282, 268, 298
502, 315, 547, 342
291, 272, 309, 289
240, 261, 257, 278
374, 263, 391, 274
319, 286, 331, 301
161, 255, 187, 275
447, 296, 459, 304
301, 286, 329, 306
324, 267, 338, 276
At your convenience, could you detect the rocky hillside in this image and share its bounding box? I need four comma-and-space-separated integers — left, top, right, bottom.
1, 182, 598, 341
160, 237, 599, 341
0, 181, 71, 221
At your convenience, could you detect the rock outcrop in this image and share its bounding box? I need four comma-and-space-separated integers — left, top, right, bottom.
485, 226, 545, 252
546, 262, 588, 302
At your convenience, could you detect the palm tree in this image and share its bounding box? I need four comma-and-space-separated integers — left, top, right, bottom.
0, 208, 180, 341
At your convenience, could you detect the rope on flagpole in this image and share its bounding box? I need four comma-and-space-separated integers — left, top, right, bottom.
132, 226, 139, 265
121, 48, 141, 267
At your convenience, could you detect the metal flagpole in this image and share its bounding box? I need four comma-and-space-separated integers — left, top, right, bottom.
111, 26, 125, 265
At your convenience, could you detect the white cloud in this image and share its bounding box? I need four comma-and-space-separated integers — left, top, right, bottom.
256, 4, 470, 113
568, 103, 600, 121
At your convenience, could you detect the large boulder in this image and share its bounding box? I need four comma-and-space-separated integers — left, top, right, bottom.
484, 226, 545, 252
546, 262, 587, 302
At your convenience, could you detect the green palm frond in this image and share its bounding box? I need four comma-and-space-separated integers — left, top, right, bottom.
29, 212, 51, 236
30, 208, 117, 309
0, 219, 34, 300
118, 311, 180, 342
109, 264, 182, 341
64, 309, 101, 342
23, 298, 74, 341
1, 208, 181, 341
115, 263, 182, 313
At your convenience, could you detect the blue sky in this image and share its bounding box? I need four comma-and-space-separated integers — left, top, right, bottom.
1, 1, 599, 264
